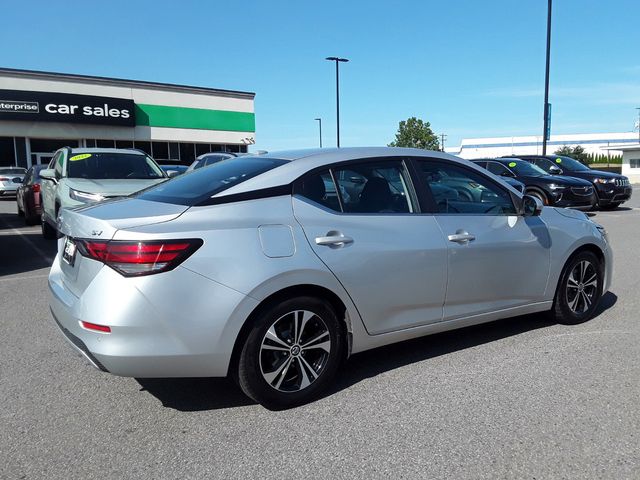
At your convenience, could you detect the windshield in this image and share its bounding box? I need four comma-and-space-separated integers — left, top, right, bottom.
138, 157, 288, 205
66, 152, 165, 180
551, 156, 590, 172
506, 160, 548, 177
0, 167, 27, 175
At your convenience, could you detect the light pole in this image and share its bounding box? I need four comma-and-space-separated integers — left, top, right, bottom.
314, 118, 323, 148
636, 107, 640, 144
326, 56, 349, 147
542, 0, 552, 155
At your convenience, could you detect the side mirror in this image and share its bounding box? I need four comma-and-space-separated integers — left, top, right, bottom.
39, 169, 56, 181
501, 171, 516, 178
522, 194, 543, 217
549, 165, 563, 175
166, 170, 180, 178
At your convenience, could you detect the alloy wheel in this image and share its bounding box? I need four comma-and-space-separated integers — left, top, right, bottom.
566, 260, 598, 314
259, 310, 331, 392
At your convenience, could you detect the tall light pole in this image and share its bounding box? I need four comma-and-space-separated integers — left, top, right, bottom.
636, 107, 640, 144
542, 0, 552, 155
314, 118, 323, 148
326, 56, 349, 147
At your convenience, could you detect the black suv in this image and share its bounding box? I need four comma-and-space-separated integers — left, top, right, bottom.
504, 155, 632, 210
473, 158, 596, 209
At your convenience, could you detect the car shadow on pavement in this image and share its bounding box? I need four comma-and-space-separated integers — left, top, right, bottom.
137, 292, 617, 412
0, 212, 57, 277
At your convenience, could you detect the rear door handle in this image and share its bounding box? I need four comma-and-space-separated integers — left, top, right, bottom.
447, 232, 476, 244
315, 234, 354, 247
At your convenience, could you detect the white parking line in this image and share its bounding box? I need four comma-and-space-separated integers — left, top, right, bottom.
0, 273, 49, 283
0, 220, 55, 264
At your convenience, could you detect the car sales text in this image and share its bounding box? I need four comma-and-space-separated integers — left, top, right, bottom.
45, 103, 131, 118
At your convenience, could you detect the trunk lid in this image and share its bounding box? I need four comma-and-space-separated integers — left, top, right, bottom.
56, 198, 189, 298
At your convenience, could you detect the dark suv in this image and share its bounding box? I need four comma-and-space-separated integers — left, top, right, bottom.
473, 158, 596, 209
504, 155, 632, 210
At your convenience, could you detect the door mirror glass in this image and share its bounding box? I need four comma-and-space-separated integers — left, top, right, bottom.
522, 194, 543, 216
39, 168, 56, 180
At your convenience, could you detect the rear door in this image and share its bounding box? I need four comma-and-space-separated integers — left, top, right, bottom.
292, 158, 448, 335
413, 158, 551, 320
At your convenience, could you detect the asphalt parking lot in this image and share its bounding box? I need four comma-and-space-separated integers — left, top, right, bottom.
1, 191, 639, 480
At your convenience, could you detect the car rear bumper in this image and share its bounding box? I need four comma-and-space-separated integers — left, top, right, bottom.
48, 253, 258, 378
0, 185, 18, 194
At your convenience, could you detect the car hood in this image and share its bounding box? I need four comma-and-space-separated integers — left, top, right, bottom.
65, 178, 167, 197
58, 198, 189, 239
566, 169, 623, 180
520, 174, 592, 186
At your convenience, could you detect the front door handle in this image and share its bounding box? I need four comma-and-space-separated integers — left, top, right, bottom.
315, 232, 354, 247
448, 231, 476, 244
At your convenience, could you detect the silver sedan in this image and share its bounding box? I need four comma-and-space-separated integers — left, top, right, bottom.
49, 148, 612, 409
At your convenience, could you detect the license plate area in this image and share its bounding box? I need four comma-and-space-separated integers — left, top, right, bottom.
62, 237, 77, 267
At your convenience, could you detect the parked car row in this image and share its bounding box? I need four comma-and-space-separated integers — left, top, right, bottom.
472, 155, 631, 210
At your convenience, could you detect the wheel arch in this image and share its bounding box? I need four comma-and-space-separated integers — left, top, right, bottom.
552, 242, 606, 299
228, 283, 353, 379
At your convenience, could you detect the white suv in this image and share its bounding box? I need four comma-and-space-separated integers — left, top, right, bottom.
40, 147, 168, 238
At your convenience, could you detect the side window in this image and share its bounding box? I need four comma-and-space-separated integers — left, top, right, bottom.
417, 160, 517, 215
534, 159, 553, 173
298, 170, 341, 212
54, 152, 64, 179
486, 162, 510, 176
333, 160, 415, 213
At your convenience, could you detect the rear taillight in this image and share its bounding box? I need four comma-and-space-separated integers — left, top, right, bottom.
31, 183, 40, 192
76, 239, 203, 277
0, 177, 8, 181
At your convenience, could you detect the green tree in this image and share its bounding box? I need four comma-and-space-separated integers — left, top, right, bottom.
554, 145, 589, 164
388, 117, 440, 150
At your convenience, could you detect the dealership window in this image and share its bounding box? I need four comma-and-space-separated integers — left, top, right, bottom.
239, 145, 248, 153
0, 137, 15, 167
179, 143, 196, 163
227, 144, 241, 153
115, 140, 134, 149
30, 138, 78, 153
211, 144, 224, 152
134, 141, 152, 156
630, 158, 640, 169
195, 143, 211, 157
85, 139, 96, 148
96, 139, 115, 148
169, 142, 180, 160
152, 142, 169, 160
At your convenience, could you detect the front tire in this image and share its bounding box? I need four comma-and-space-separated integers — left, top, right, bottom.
237, 296, 344, 409
526, 189, 548, 206
552, 251, 603, 324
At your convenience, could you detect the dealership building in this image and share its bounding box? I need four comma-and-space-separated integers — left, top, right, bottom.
0, 68, 256, 168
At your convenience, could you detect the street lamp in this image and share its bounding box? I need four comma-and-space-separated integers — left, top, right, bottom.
542, 0, 552, 155
326, 56, 349, 147
314, 118, 323, 148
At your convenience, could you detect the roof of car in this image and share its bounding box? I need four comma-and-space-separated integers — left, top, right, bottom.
218, 147, 520, 197
68, 147, 147, 155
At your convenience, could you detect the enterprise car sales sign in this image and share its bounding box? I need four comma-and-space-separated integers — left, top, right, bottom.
0, 89, 135, 127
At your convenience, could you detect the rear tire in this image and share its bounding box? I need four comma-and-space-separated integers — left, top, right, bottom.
17, 203, 24, 217
41, 215, 56, 239
237, 296, 344, 409
552, 251, 603, 325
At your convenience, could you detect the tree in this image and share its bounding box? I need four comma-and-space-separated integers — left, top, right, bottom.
554, 145, 589, 164
388, 117, 440, 150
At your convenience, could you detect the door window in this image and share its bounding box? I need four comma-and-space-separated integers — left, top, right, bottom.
298, 160, 416, 214
486, 161, 511, 176
534, 158, 553, 173
417, 160, 517, 215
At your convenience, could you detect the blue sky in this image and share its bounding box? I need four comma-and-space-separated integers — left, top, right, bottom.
2, 0, 639, 151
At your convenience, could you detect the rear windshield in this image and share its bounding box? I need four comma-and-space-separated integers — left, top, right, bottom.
67, 152, 165, 180
0, 168, 26, 175
137, 157, 288, 205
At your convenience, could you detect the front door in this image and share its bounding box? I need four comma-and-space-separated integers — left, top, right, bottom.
415, 159, 551, 320
292, 158, 448, 335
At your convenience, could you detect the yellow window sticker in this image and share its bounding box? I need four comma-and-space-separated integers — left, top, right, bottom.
508, 162, 517, 167
69, 154, 92, 161
555, 158, 562, 163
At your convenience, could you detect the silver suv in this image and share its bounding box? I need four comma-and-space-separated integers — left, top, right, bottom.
40, 147, 167, 238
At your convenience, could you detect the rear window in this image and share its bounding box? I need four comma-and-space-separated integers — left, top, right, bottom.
67, 152, 165, 179
137, 157, 288, 205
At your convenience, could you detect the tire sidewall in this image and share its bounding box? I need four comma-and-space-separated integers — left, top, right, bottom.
238, 296, 344, 409
554, 251, 603, 324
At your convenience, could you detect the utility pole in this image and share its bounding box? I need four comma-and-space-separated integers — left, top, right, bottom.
542, 0, 552, 155
440, 133, 447, 152
636, 107, 640, 144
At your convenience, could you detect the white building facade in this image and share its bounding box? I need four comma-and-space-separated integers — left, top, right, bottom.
446, 132, 639, 160
0, 68, 255, 168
